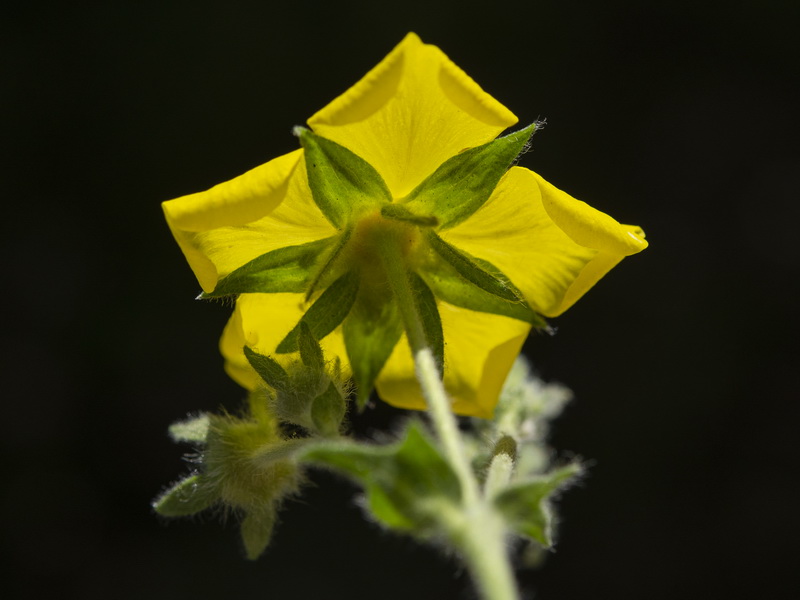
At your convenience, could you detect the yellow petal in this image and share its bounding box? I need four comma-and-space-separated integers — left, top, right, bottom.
308, 33, 518, 198
375, 304, 530, 418
535, 172, 648, 256
164, 152, 335, 292
442, 167, 646, 317
220, 293, 350, 390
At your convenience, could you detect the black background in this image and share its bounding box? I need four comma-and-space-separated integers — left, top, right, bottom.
3, 1, 799, 598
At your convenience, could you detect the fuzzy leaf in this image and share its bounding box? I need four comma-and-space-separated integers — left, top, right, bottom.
297, 127, 391, 229
402, 124, 536, 230
202, 237, 335, 298
343, 293, 404, 409
153, 475, 216, 517
302, 423, 461, 534
277, 270, 360, 353
493, 464, 581, 546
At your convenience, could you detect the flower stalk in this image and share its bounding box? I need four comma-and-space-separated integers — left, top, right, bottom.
379, 233, 519, 600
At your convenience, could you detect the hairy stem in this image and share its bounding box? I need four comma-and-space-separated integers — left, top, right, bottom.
379, 234, 518, 600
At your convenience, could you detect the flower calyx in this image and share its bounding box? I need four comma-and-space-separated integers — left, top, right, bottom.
202, 124, 546, 406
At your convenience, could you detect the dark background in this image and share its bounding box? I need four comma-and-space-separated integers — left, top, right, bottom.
3, 1, 798, 598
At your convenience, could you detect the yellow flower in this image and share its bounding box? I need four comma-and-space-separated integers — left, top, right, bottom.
163, 33, 647, 418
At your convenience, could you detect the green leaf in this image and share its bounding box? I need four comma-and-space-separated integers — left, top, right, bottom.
240, 506, 277, 560
244, 346, 290, 391
302, 423, 461, 534
343, 293, 404, 409
311, 381, 347, 437
153, 475, 216, 517
409, 272, 444, 370
493, 464, 581, 547
380, 203, 438, 227
402, 124, 536, 230
276, 270, 360, 354
427, 232, 522, 303
202, 236, 335, 298
297, 321, 325, 373
168, 414, 210, 443
296, 127, 392, 229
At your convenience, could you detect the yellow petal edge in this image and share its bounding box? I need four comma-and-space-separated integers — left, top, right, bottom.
308, 33, 518, 197
444, 167, 647, 318
162, 149, 302, 291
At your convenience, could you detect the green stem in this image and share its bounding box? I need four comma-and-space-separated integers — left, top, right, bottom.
379, 234, 519, 600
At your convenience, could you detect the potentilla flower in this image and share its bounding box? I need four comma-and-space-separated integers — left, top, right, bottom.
163, 33, 647, 418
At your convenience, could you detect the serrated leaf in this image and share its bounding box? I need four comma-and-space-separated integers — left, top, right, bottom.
244, 346, 290, 391
168, 414, 210, 443
402, 124, 536, 230
276, 270, 360, 353
428, 231, 522, 303
343, 292, 404, 409
409, 272, 444, 371
153, 475, 216, 517
302, 423, 461, 534
202, 236, 335, 298
493, 464, 581, 546
311, 381, 347, 437
297, 128, 391, 229
240, 506, 277, 560
297, 321, 324, 372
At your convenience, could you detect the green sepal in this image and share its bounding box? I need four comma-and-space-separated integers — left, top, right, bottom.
311, 381, 347, 437
305, 227, 352, 300
419, 261, 547, 327
276, 270, 360, 353
153, 474, 216, 517
343, 292, 404, 410
380, 203, 438, 227
401, 124, 536, 230
297, 321, 325, 372
168, 414, 210, 443
296, 127, 391, 229
244, 345, 290, 392
302, 423, 461, 534
201, 237, 335, 298
409, 272, 444, 370
240, 506, 277, 560
493, 463, 581, 547
428, 232, 522, 303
